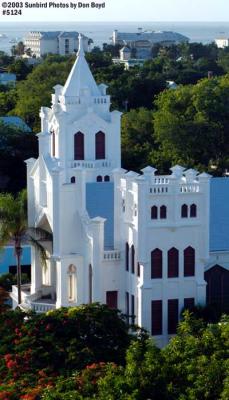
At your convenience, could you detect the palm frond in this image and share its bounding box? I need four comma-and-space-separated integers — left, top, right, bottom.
28, 235, 49, 269
27, 227, 53, 242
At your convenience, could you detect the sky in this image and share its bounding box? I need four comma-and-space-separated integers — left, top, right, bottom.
1, 0, 229, 22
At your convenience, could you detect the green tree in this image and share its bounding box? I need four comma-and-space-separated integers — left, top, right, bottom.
0, 51, 13, 68
0, 190, 51, 304
0, 88, 17, 115
11, 41, 25, 56
0, 286, 10, 314
153, 74, 229, 173
0, 122, 37, 193
8, 59, 32, 80
12, 59, 72, 131
121, 108, 155, 171
0, 190, 27, 305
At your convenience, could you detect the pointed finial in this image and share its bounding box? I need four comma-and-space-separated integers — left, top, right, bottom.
77, 33, 85, 57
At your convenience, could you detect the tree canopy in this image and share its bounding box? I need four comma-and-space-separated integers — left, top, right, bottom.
0, 306, 228, 399
0, 122, 37, 193
153, 74, 229, 173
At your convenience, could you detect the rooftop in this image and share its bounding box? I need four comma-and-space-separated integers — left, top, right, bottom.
210, 178, 229, 252
114, 30, 189, 44
0, 73, 16, 83
0, 116, 31, 132
62, 34, 100, 98
25, 31, 89, 40
86, 182, 114, 249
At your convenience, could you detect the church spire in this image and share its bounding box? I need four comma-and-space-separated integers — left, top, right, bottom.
62, 33, 100, 98
77, 33, 85, 57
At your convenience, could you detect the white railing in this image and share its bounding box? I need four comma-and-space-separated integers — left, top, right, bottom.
30, 302, 56, 313
149, 176, 170, 194
150, 186, 169, 194
60, 95, 109, 106
180, 184, 200, 193
12, 284, 31, 302
153, 177, 170, 184
94, 96, 109, 104
68, 160, 111, 169
103, 250, 121, 261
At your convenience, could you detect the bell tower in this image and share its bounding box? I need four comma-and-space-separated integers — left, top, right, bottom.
39, 34, 122, 184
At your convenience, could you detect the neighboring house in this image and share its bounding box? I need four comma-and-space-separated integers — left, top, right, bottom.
166, 81, 178, 90
11, 35, 229, 345
0, 116, 31, 132
113, 46, 145, 70
112, 29, 189, 60
215, 38, 229, 48
0, 245, 31, 276
24, 31, 91, 58
0, 73, 16, 86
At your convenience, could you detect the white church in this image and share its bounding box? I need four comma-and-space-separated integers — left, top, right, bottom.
11, 35, 229, 346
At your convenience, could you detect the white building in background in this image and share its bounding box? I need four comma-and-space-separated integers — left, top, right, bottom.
112, 29, 189, 59
24, 31, 91, 58
215, 38, 229, 49
113, 46, 145, 70
11, 35, 229, 346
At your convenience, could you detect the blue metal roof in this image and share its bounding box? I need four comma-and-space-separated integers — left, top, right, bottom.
0, 116, 31, 132
0, 73, 16, 83
86, 182, 114, 249
210, 178, 229, 252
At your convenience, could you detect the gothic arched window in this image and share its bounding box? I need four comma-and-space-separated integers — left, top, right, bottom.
51, 130, 55, 157
104, 175, 110, 182
68, 264, 76, 302
184, 247, 195, 277
190, 204, 197, 218
151, 206, 158, 220
74, 132, 84, 160
95, 131, 105, 160
125, 242, 129, 271
131, 245, 135, 274
71, 177, 76, 183
160, 205, 167, 219
151, 248, 162, 279
181, 204, 188, 218
97, 175, 103, 182
89, 264, 93, 304
168, 247, 179, 278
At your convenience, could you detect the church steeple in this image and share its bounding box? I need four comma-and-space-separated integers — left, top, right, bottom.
62, 34, 100, 98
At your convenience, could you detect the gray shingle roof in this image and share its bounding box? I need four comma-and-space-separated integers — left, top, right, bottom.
115, 30, 189, 44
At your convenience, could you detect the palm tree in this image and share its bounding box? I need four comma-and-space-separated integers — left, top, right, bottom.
0, 190, 52, 306
0, 286, 10, 314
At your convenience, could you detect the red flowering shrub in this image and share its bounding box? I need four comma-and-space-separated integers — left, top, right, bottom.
0, 304, 132, 399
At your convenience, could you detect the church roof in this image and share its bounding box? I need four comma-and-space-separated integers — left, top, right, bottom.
62, 34, 100, 98
210, 178, 229, 252
86, 182, 114, 249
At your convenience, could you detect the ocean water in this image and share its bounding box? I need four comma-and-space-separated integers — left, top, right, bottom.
0, 21, 229, 54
